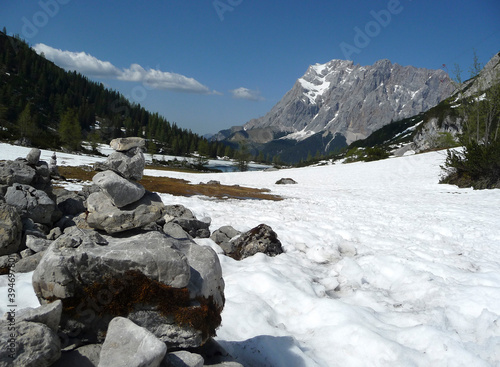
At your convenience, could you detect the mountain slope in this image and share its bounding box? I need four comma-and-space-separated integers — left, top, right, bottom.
0, 31, 228, 158
243, 59, 454, 146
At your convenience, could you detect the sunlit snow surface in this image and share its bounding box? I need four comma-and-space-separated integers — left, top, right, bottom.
1, 144, 500, 366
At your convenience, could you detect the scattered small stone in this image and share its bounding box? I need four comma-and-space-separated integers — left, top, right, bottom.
275, 178, 297, 185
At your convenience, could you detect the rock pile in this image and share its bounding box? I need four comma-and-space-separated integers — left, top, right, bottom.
87, 138, 164, 234
0, 139, 286, 366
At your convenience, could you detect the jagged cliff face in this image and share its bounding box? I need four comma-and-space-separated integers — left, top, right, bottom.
412, 52, 500, 152
244, 59, 455, 144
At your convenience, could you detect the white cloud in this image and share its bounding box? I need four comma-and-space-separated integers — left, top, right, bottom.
33, 43, 214, 94
119, 64, 211, 94
230, 87, 264, 101
33, 43, 121, 78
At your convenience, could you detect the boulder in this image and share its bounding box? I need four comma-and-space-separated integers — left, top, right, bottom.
0, 320, 61, 367
163, 222, 191, 240
12, 300, 63, 332
0, 160, 36, 186
97, 148, 145, 181
53, 188, 86, 216
32, 229, 222, 348
109, 137, 145, 152
92, 170, 145, 207
5, 184, 56, 225
86, 191, 164, 234
275, 178, 297, 185
98, 317, 166, 367
162, 351, 204, 367
26, 235, 53, 253
26, 148, 41, 165
174, 240, 225, 309
164, 205, 211, 239
52, 344, 101, 367
222, 224, 284, 260
0, 203, 23, 256
15, 251, 45, 273
210, 226, 241, 247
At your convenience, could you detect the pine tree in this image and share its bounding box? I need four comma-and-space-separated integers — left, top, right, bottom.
17, 103, 37, 143
59, 108, 82, 151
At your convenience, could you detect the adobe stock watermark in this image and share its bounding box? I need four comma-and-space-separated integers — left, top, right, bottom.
21, 0, 72, 39
339, 0, 408, 60
213, 0, 243, 21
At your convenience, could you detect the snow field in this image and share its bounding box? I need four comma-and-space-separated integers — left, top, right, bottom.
1, 143, 500, 366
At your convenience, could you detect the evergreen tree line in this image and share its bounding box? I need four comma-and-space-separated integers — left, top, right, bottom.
0, 30, 233, 159
441, 54, 500, 189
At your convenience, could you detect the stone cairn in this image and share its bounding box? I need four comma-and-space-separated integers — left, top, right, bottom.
0, 137, 286, 366
1, 138, 239, 367
85, 137, 165, 233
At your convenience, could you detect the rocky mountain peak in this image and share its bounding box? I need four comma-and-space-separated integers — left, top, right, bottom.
243, 58, 454, 145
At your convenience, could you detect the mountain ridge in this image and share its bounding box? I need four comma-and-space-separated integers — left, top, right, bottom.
242, 58, 455, 145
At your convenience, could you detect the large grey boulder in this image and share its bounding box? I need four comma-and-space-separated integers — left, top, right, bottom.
92, 170, 145, 207
0, 320, 61, 367
98, 317, 166, 367
86, 191, 164, 234
221, 224, 284, 260
12, 300, 62, 332
33, 228, 190, 300
174, 241, 225, 309
109, 137, 145, 152
5, 184, 56, 225
97, 147, 145, 181
0, 203, 23, 256
32, 229, 223, 348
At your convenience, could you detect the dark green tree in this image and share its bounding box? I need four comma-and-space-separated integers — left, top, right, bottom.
234, 142, 251, 171
59, 108, 82, 151
442, 54, 500, 189
17, 103, 38, 143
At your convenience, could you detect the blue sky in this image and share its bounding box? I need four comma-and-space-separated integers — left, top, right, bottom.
2, 1, 499, 135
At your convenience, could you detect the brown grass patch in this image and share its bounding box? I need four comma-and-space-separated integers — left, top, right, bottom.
58, 165, 282, 201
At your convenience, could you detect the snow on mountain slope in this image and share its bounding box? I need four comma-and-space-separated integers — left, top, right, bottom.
244, 59, 454, 145
2, 146, 500, 366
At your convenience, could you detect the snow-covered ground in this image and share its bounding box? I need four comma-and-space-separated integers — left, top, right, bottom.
2, 144, 500, 366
